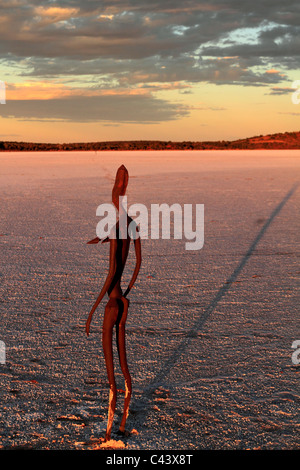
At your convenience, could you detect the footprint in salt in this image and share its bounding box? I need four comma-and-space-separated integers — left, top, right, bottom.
153, 387, 171, 402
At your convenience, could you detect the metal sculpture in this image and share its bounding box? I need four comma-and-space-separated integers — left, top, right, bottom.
86, 164, 141, 441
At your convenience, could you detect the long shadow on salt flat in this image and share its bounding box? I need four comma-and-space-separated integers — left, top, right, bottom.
131, 182, 299, 417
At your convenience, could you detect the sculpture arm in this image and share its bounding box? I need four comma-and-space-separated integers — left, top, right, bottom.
87, 237, 100, 244
86, 237, 117, 336
87, 236, 109, 244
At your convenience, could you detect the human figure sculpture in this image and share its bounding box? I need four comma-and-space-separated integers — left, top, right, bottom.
86, 164, 142, 442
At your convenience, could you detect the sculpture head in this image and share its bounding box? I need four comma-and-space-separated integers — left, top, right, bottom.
112, 164, 128, 210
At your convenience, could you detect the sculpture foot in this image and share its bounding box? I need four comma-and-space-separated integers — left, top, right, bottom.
117, 428, 131, 437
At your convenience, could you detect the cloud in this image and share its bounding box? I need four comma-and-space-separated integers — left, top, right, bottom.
1, 1, 299, 65
33, 5, 80, 25
1, 0, 299, 124
6, 80, 75, 100
268, 86, 295, 95
0, 93, 189, 123
17, 54, 287, 90
278, 112, 300, 115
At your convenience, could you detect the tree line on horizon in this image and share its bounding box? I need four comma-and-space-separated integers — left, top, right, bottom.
0, 131, 300, 151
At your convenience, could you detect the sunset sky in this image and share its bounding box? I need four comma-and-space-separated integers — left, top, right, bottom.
0, 0, 300, 143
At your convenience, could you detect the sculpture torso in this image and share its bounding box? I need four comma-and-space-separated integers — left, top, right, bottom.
107, 224, 131, 298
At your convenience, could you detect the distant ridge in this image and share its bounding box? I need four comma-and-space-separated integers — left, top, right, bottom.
1, 131, 300, 151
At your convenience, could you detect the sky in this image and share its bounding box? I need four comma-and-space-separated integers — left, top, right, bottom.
0, 0, 300, 143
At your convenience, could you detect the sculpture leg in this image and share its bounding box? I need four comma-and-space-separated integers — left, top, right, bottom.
116, 297, 132, 434
102, 298, 119, 441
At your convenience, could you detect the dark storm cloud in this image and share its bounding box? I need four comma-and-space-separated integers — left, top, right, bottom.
0, 94, 189, 123
18, 54, 284, 87
1, 0, 299, 64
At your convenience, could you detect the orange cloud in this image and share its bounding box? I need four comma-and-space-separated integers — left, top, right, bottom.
5, 81, 154, 101
265, 69, 286, 78
6, 81, 75, 100
33, 6, 79, 24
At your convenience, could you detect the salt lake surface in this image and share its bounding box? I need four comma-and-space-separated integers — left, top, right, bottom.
0, 150, 299, 449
